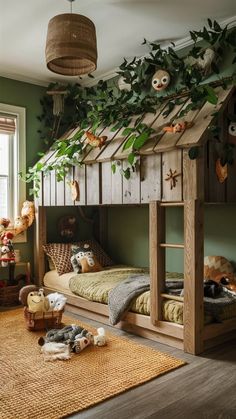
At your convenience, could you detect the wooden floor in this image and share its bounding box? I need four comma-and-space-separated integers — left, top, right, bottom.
67, 311, 236, 419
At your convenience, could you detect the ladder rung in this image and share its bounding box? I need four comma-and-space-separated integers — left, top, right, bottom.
161, 293, 184, 302
160, 201, 184, 207
160, 243, 184, 249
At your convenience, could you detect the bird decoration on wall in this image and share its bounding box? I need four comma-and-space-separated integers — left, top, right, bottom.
84, 131, 108, 149
215, 158, 228, 184
152, 69, 171, 92
163, 121, 194, 134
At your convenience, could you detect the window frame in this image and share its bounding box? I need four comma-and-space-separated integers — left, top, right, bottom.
0, 103, 26, 243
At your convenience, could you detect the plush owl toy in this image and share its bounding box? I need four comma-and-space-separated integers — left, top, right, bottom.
152, 69, 171, 92
71, 243, 102, 273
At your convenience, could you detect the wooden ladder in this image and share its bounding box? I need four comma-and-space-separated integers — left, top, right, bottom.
149, 199, 204, 354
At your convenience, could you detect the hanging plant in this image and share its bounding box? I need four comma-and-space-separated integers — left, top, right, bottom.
21, 20, 236, 195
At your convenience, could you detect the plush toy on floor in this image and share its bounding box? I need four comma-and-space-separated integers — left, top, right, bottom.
38, 324, 93, 348
93, 327, 107, 346
47, 292, 67, 311
40, 342, 71, 362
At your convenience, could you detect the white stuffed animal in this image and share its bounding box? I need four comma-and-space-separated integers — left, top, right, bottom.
41, 342, 71, 361
47, 292, 67, 311
93, 327, 107, 346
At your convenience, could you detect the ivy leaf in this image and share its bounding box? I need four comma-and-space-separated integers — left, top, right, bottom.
122, 127, 134, 136
122, 134, 136, 150
213, 20, 222, 33
188, 146, 199, 160
133, 131, 149, 150
128, 152, 135, 166
207, 18, 213, 29
205, 86, 218, 105
111, 163, 116, 174
123, 167, 131, 179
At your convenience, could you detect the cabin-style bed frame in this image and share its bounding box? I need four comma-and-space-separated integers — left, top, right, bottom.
34, 85, 236, 355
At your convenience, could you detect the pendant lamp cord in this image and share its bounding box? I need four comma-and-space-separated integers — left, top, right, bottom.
67, 0, 75, 13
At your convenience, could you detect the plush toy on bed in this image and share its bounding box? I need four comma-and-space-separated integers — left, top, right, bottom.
71, 243, 102, 274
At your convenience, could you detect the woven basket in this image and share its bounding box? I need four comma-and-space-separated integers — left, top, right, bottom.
0, 284, 21, 306
24, 307, 64, 331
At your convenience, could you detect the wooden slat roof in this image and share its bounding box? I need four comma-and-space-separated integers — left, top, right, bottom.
39, 85, 234, 166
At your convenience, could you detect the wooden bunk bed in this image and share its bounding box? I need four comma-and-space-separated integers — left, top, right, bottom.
34, 85, 236, 355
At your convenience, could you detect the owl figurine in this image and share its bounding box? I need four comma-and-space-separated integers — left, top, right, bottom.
152, 69, 171, 92
228, 121, 236, 145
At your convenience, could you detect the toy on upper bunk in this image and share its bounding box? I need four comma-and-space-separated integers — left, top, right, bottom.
19, 285, 67, 331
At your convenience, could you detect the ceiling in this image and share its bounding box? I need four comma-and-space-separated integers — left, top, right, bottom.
0, 0, 235, 87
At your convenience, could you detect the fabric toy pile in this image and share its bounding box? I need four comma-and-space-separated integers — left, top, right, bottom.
0, 201, 35, 269
38, 324, 107, 361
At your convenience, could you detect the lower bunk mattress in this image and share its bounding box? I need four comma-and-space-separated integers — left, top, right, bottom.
43, 266, 236, 325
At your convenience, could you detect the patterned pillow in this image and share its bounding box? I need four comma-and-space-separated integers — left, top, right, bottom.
43, 243, 72, 276
204, 255, 234, 279
43, 239, 113, 276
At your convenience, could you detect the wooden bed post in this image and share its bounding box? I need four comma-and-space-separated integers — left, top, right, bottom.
34, 205, 47, 287
184, 199, 204, 355
149, 201, 166, 325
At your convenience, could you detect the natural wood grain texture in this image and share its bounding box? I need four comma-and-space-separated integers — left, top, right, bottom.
34, 206, 46, 287
183, 148, 204, 200
65, 167, 75, 206
184, 199, 204, 355
74, 164, 86, 205
101, 161, 112, 204
86, 163, 100, 205
83, 126, 122, 164
140, 155, 161, 203
42, 173, 50, 206
111, 162, 123, 204
122, 160, 141, 204
162, 149, 182, 201
149, 202, 165, 324
154, 102, 200, 153
97, 116, 143, 162
50, 170, 56, 206
208, 140, 226, 203
56, 177, 65, 206
177, 86, 234, 148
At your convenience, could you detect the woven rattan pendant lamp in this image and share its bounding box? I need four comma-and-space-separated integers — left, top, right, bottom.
45, 0, 97, 76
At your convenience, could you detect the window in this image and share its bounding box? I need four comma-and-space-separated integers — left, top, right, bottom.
0, 103, 26, 242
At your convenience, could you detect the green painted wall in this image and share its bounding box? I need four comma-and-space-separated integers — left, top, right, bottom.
107, 205, 236, 272
0, 76, 46, 274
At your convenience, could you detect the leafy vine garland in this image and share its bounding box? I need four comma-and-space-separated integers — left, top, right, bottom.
21, 20, 236, 195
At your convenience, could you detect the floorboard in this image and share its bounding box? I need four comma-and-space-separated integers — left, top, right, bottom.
65, 311, 236, 419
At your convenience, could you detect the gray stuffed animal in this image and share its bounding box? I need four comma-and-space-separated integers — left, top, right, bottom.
38, 324, 93, 350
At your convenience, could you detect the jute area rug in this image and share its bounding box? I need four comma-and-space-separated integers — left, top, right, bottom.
0, 308, 185, 419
